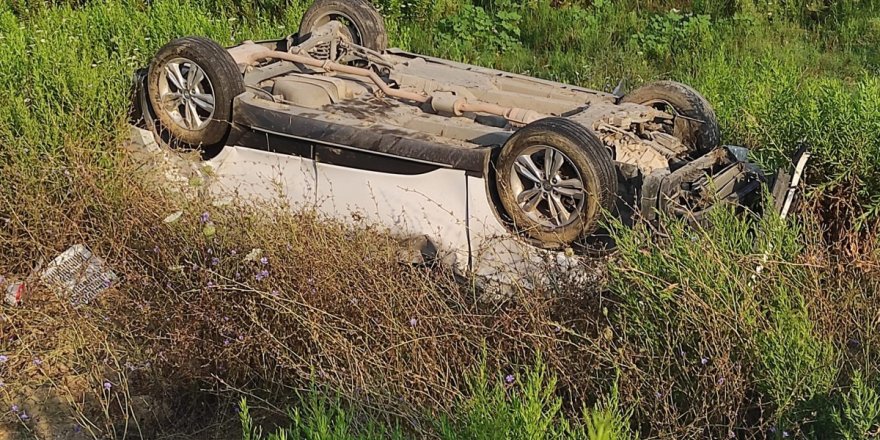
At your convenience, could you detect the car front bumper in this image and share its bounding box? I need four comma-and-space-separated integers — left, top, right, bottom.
638, 145, 809, 223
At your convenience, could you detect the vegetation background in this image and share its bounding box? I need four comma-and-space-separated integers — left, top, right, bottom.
0, 0, 879, 438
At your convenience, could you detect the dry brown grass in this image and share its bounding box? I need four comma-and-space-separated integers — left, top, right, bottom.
0, 142, 622, 438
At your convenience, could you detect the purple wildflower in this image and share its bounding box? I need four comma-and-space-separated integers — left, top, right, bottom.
11, 404, 19, 413
505, 374, 515, 384
701, 357, 709, 365
153, 246, 160, 253
211, 257, 220, 266
230, 249, 238, 256
199, 212, 210, 224
103, 381, 112, 391
18, 411, 28, 421
255, 270, 269, 281
0, 355, 7, 362
783, 432, 789, 438
655, 391, 662, 399
207, 281, 214, 289
260, 256, 269, 265
271, 290, 280, 297
717, 377, 725, 386
33, 358, 42, 366
409, 318, 418, 327
223, 338, 231, 346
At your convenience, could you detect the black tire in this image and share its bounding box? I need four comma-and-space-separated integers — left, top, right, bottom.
621, 80, 721, 156
496, 118, 618, 248
147, 36, 244, 151
299, 0, 388, 52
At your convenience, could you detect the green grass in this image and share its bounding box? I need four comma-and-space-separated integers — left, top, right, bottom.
1, 0, 880, 439
240, 360, 635, 440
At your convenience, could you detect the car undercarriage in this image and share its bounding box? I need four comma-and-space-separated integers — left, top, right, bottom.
133, 0, 802, 253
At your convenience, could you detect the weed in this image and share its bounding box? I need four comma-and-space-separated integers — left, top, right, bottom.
1, 0, 880, 439
436, 0, 523, 56
635, 10, 713, 63
832, 372, 880, 440
240, 360, 635, 439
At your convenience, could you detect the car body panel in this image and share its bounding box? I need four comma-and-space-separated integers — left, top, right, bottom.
314, 161, 471, 268
204, 145, 319, 210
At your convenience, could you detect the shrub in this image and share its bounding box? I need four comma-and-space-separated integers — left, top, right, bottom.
832, 372, 880, 440
436, 0, 523, 55
634, 10, 713, 63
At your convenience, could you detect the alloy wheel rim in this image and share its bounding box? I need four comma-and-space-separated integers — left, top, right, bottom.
509, 145, 587, 228
157, 57, 216, 131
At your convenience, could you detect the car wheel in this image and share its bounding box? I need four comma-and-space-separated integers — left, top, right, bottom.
147, 36, 244, 152
299, 0, 388, 52
497, 118, 618, 248
621, 80, 721, 156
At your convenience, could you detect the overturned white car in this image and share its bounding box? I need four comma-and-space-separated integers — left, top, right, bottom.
132, 0, 802, 280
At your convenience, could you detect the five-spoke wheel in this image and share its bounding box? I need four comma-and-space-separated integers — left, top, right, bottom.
147, 37, 244, 152
497, 118, 618, 248
510, 146, 587, 228
157, 58, 216, 131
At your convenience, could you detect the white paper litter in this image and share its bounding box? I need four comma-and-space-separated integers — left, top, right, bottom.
40, 245, 118, 306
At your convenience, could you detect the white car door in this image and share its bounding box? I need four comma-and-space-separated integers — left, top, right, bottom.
205, 137, 318, 210
312, 144, 472, 270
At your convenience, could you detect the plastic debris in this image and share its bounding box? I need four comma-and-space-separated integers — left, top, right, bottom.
40, 245, 118, 306
163, 211, 183, 224
4, 280, 25, 306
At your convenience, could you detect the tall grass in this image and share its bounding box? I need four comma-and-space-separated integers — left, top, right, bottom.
1, 0, 880, 439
